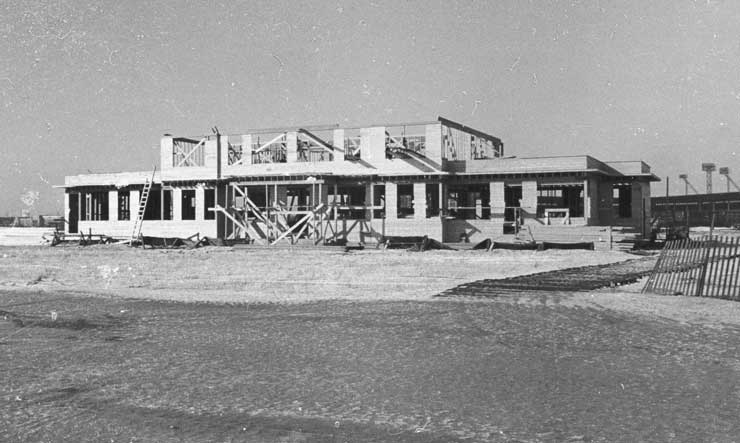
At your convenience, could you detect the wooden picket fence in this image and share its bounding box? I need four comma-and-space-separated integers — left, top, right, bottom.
643, 236, 740, 299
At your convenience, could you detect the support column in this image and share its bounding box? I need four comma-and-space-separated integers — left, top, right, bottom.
240, 134, 252, 165
287, 132, 298, 163
276, 185, 288, 207
173, 188, 183, 221
385, 182, 398, 220
333, 183, 339, 239
108, 190, 118, 222
584, 178, 599, 225
365, 183, 374, 220
489, 182, 505, 220
130, 190, 141, 215
521, 180, 538, 221
319, 182, 329, 205
195, 186, 205, 221
216, 184, 226, 238
631, 181, 651, 233
332, 129, 345, 162
64, 193, 70, 233
439, 182, 446, 213
160, 136, 173, 172
219, 135, 229, 173
413, 182, 427, 219
204, 139, 218, 170
597, 181, 614, 226
361, 126, 386, 162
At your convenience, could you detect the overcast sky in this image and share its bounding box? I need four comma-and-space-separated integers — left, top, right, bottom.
2, 0, 740, 215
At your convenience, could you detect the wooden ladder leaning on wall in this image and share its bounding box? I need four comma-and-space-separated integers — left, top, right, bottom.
130, 167, 157, 246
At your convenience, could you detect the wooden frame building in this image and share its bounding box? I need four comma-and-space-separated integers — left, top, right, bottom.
62, 117, 659, 244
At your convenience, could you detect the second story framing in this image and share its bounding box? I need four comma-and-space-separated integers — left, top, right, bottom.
159, 117, 505, 181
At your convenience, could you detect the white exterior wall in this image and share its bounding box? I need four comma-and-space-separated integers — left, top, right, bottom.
286, 131, 298, 163
425, 123, 442, 165
77, 220, 216, 239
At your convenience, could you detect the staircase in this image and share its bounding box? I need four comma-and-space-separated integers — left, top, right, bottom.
130, 167, 156, 245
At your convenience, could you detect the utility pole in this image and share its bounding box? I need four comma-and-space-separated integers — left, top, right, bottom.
702, 163, 716, 194
665, 176, 669, 197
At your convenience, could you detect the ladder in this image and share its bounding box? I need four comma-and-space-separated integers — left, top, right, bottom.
130, 167, 156, 245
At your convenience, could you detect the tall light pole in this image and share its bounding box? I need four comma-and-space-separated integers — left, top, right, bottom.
720, 167, 730, 193
679, 174, 697, 195
702, 163, 716, 194
719, 167, 740, 192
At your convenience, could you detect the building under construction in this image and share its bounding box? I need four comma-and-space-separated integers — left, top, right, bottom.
62, 117, 658, 245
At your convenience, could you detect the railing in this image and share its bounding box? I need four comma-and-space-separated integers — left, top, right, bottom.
643, 235, 740, 299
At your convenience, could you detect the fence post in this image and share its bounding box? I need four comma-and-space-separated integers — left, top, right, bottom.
696, 236, 712, 297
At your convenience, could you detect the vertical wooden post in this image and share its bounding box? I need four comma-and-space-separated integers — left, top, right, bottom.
333, 183, 338, 240
77, 191, 82, 231
666, 176, 669, 197
717, 237, 732, 298
438, 182, 444, 215
662, 238, 684, 294
686, 239, 704, 296
729, 238, 740, 299
648, 239, 673, 293
265, 184, 270, 243
608, 225, 613, 250
159, 189, 164, 221
696, 236, 712, 297
641, 198, 646, 239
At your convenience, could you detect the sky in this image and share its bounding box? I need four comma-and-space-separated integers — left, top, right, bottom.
2, 0, 740, 215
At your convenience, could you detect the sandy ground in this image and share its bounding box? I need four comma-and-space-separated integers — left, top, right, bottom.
4, 244, 740, 329
6, 245, 740, 441
0, 245, 634, 303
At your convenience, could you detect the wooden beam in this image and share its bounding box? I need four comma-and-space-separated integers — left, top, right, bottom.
174, 138, 206, 167
271, 204, 326, 245
437, 116, 502, 145
298, 128, 341, 153
212, 204, 265, 245
253, 133, 286, 153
